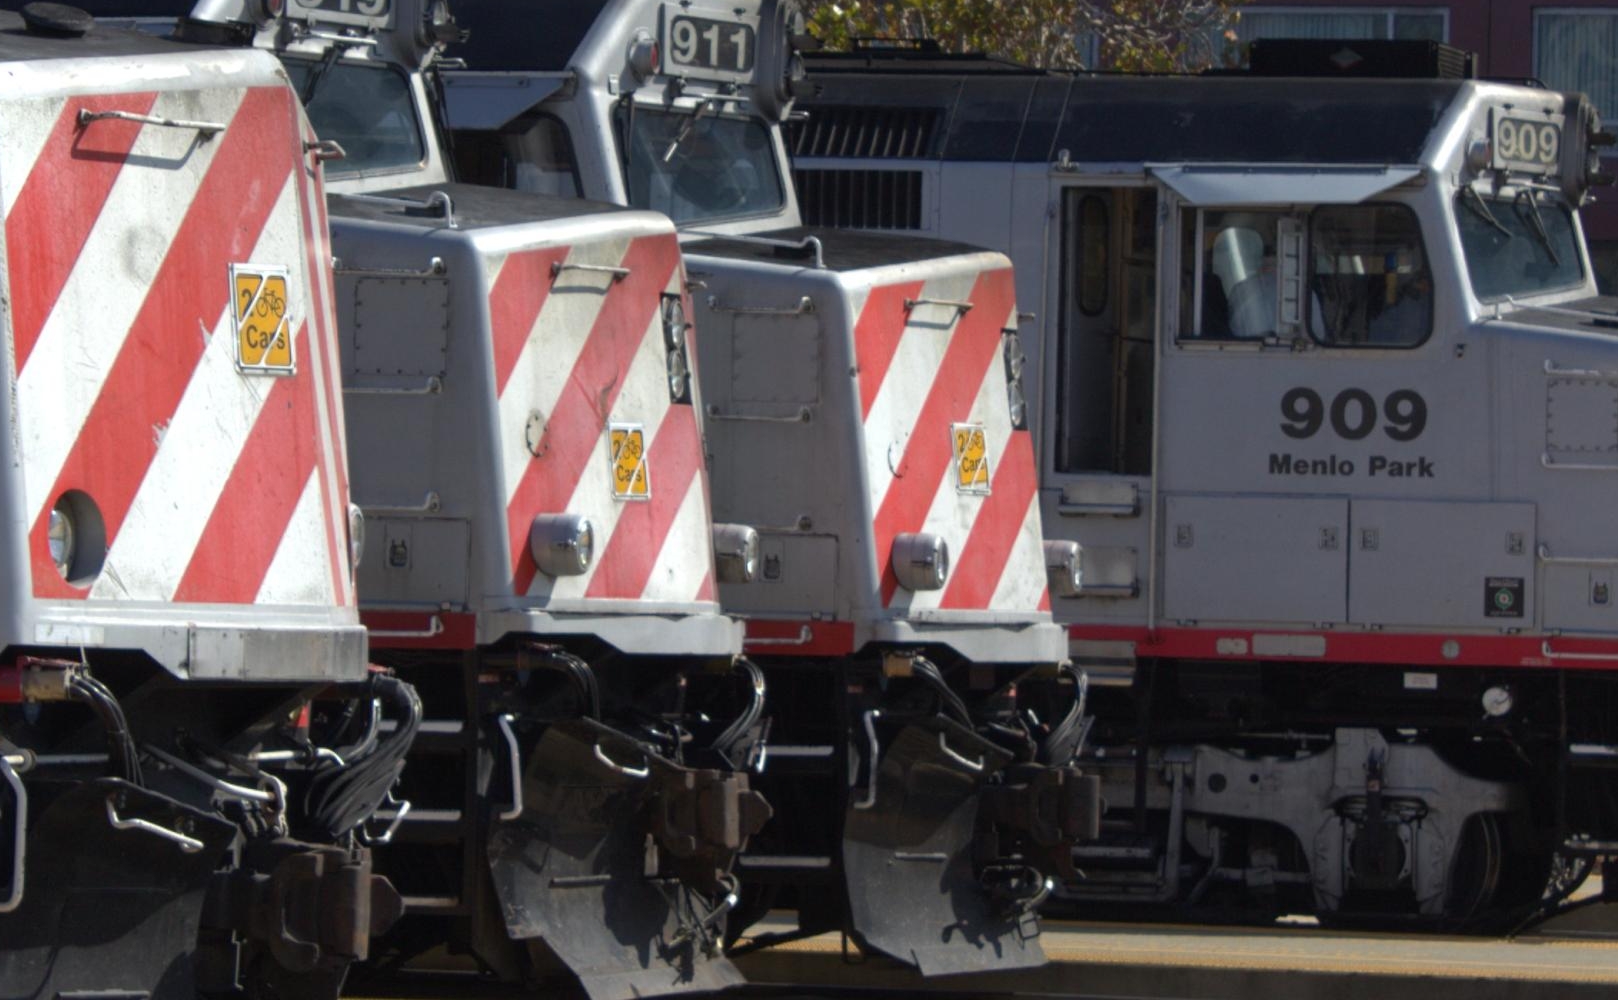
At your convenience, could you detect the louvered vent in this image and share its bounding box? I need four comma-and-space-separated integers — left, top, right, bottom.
790, 106, 940, 159
794, 169, 923, 230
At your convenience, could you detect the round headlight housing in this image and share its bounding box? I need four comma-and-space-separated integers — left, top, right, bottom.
530, 513, 595, 577
892, 532, 949, 592
46, 490, 106, 586
347, 503, 366, 573
1044, 540, 1082, 599
48, 505, 75, 578
713, 523, 760, 584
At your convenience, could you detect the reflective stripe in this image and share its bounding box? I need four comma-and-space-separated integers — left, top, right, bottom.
174, 325, 324, 604
504, 233, 682, 595
872, 268, 1017, 606
6, 92, 157, 373
855, 280, 924, 419
585, 401, 705, 600
10, 85, 348, 608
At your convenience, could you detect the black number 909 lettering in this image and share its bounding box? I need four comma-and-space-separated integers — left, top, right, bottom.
1280, 387, 1427, 442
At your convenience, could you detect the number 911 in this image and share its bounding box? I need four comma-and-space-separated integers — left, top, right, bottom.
1280, 387, 1427, 442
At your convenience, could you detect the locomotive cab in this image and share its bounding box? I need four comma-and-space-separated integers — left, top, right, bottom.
439, 0, 1097, 977
171, 0, 769, 995
795, 43, 1618, 927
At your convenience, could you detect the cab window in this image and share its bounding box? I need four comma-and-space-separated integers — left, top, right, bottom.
1177, 204, 1431, 348
283, 59, 424, 176
454, 113, 580, 197
619, 107, 784, 224
1309, 204, 1431, 348
1181, 210, 1287, 339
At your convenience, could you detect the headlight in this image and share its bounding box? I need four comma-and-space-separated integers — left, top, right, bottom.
347, 503, 366, 572
713, 523, 760, 584
892, 532, 949, 592
1003, 329, 1027, 430
48, 504, 75, 578
46, 490, 106, 585
1044, 540, 1081, 598
530, 513, 594, 577
662, 294, 692, 404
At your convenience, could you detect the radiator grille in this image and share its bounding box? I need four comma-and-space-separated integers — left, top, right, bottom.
794, 168, 923, 230
790, 106, 940, 159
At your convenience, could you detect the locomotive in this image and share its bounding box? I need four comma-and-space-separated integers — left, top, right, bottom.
164, 0, 772, 994
789, 39, 1618, 927
438, 0, 1098, 975
0, 4, 416, 997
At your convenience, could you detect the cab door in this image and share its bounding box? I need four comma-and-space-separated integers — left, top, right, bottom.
1039, 181, 1159, 628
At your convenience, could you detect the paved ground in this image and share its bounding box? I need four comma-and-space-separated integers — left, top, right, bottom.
354, 886, 1618, 999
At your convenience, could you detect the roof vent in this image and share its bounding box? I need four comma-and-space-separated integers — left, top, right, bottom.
21, 2, 94, 36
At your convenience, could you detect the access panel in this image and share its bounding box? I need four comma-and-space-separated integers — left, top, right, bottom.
1163, 495, 1347, 624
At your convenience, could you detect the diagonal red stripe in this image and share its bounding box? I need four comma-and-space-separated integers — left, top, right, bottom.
584, 402, 703, 600
489, 246, 571, 395
505, 234, 680, 595
854, 280, 925, 419
29, 86, 298, 599
173, 325, 319, 603
294, 122, 349, 604
8, 91, 158, 375
940, 429, 1043, 610
871, 267, 1016, 607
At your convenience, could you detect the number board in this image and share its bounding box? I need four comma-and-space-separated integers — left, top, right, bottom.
662, 5, 758, 80
231, 263, 295, 376
287, 0, 392, 27
1491, 108, 1563, 175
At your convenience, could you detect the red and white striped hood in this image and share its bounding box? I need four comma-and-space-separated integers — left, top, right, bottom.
2, 56, 354, 616
487, 225, 718, 609
854, 263, 1049, 617
334, 190, 735, 657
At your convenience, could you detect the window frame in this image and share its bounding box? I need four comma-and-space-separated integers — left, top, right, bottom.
1305, 201, 1434, 350
281, 56, 428, 179
614, 102, 789, 226
1175, 201, 1435, 350
1234, 5, 1451, 44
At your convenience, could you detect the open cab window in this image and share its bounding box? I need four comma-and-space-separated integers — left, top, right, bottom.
1178, 204, 1432, 348
1456, 188, 1583, 301
619, 107, 784, 224
283, 58, 425, 176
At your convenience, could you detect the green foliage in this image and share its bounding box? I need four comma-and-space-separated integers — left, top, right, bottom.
801, 0, 1243, 71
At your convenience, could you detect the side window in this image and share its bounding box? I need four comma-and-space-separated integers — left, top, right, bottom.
1180, 209, 1286, 339
1078, 195, 1110, 316
453, 113, 580, 198
1309, 204, 1430, 348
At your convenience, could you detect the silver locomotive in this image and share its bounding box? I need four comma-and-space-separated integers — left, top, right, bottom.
792, 39, 1618, 927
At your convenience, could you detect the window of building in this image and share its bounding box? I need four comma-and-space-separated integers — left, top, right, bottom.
1235, 6, 1447, 46
1535, 10, 1618, 128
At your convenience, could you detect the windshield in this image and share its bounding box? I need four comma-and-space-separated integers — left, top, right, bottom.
621, 107, 784, 224
1456, 190, 1583, 300
282, 58, 425, 176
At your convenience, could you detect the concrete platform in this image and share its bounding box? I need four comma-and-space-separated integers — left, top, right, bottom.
729, 908, 1618, 999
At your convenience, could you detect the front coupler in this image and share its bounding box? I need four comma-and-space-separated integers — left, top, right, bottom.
487, 717, 769, 1000
841, 715, 1047, 975
0, 777, 237, 999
